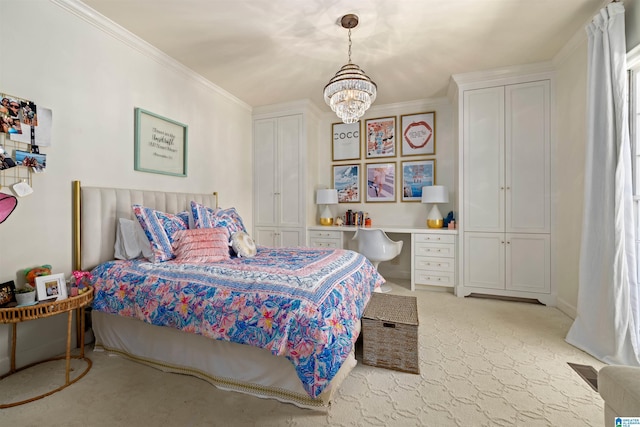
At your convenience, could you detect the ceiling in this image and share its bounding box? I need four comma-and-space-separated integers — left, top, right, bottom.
81, 0, 603, 111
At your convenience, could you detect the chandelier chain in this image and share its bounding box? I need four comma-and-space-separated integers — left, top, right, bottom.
348, 28, 352, 63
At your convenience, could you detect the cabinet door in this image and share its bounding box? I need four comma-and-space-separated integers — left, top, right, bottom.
278, 115, 303, 228
463, 87, 505, 232
254, 119, 277, 226
254, 227, 277, 247
464, 232, 505, 289
506, 233, 550, 293
280, 228, 304, 247
505, 81, 550, 233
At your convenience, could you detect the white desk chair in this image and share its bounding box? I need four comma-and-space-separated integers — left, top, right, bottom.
352, 228, 403, 293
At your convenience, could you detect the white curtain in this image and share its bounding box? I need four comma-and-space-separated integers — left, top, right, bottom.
566, 2, 640, 366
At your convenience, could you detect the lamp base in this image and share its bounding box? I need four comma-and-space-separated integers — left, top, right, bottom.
426, 219, 443, 228
320, 217, 334, 226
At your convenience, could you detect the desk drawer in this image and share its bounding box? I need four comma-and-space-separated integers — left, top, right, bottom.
309, 238, 340, 249
414, 233, 455, 244
414, 270, 455, 287
309, 230, 342, 239
414, 256, 455, 273
414, 242, 455, 258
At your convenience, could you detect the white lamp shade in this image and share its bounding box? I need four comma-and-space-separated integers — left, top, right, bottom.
421, 185, 449, 204
316, 189, 339, 205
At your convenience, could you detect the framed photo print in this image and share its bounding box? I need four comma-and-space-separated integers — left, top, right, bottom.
333, 164, 361, 203
332, 122, 360, 161
0, 280, 16, 307
401, 112, 435, 156
366, 162, 396, 202
365, 117, 396, 158
35, 273, 67, 302
134, 108, 188, 177
402, 159, 435, 202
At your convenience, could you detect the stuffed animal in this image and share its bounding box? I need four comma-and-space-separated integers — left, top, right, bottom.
24, 264, 52, 287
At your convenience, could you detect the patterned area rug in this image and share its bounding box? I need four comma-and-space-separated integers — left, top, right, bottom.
0, 284, 604, 426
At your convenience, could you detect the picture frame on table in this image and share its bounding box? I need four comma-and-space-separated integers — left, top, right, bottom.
0, 280, 16, 307
134, 108, 188, 177
400, 112, 435, 156
365, 116, 396, 158
35, 273, 67, 302
332, 122, 360, 161
401, 159, 436, 202
366, 162, 396, 202
333, 164, 361, 203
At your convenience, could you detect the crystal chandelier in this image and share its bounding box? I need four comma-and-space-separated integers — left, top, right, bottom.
323, 14, 377, 124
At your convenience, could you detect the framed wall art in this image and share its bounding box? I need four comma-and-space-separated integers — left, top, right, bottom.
333, 164, 361, 203
365, 116, 396, 158
0, 280, 16, 307
134, 108, 188, 177
400, 112, 435, 156
332, 122, 360, 161
401, 159, 435, 202
35, 273, 67, 302
366, 162, 396, 202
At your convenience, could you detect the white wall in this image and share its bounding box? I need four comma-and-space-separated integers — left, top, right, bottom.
553, 35, 589, 318
0, 0, 252, 369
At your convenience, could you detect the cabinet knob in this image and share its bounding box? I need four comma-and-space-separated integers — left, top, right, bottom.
501, 241, 505, 244
500, 187, 505, 190
507, 241, 511, 244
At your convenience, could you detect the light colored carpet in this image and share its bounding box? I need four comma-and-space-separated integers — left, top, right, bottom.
0, 284, 605, 426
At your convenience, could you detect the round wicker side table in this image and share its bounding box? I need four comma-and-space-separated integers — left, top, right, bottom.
0, 287, 94, 408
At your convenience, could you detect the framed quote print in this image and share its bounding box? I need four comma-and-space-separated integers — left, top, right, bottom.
366, 162, 396, 202
401, 159, 435, 202
134, 108, 188, 177
365, 116, 396, 158
401, 112, 435, 156
332, 122, 360, 161
333, 164, 360, 203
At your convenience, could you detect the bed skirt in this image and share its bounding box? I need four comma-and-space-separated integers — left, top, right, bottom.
92, 311, 358, 410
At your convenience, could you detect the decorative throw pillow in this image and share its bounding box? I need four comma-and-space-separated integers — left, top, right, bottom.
172, 228, 231, 263
132, 205, 190, 262
191, 201, 247, 238
230, 231, 257, 258
114, 218, 154, 261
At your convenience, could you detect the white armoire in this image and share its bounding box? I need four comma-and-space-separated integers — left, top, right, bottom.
252, 103, 317, 247
454, 69, 555, 305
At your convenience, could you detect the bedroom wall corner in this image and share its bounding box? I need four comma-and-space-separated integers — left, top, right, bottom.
0, 0, 252, 365
552, 29, 589, 317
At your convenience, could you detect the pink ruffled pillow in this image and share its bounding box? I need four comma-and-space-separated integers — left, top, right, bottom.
172, 228, 230, 264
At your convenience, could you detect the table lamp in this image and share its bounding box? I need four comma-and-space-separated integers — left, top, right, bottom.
421, 185, 449, 228
316, 189, 338, 226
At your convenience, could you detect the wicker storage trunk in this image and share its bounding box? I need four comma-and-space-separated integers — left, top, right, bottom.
362, 293, 419, 374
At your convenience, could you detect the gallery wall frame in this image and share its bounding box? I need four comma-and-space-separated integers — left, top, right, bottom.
400, 111, 435, 156
332, 122, 361, 161
365, 162, 396, 202
134, 108, 188, 177
333, 164, 361, 203
401, 159, 436, 202
365, 116, 396, 159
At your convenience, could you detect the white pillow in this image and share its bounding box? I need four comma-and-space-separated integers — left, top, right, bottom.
230, 231, 257, 258
114, 218, 153, 260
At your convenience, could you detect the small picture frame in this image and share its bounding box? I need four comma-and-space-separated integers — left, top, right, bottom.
333, 164, 361, 203
400, 112, 436, 156
365, 116, 396, 158
366, 162, 396, 202
35, 273, 67, 302
0, 280, 16, 307
402, 159, 436, 202
332, 122, 361, 161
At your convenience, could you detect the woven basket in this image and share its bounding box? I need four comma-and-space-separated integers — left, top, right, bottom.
362, 293, 419, 374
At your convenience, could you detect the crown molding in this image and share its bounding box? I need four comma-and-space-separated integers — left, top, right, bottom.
50, 0, 251, 112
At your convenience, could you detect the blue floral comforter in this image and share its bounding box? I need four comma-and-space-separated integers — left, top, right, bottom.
91, 247, 384, 398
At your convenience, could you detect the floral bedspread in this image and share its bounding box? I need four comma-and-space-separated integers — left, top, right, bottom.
91, 247, 384, 398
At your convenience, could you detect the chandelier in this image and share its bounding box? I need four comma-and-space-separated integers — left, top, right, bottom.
323, 14, 377, 124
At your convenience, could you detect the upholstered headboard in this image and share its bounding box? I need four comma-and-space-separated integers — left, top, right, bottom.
72, 181, 218, 271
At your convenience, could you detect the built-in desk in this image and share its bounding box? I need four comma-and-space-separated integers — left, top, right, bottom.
307, 226, 458, 291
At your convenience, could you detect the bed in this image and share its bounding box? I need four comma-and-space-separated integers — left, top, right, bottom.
72, 181, 384, 409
